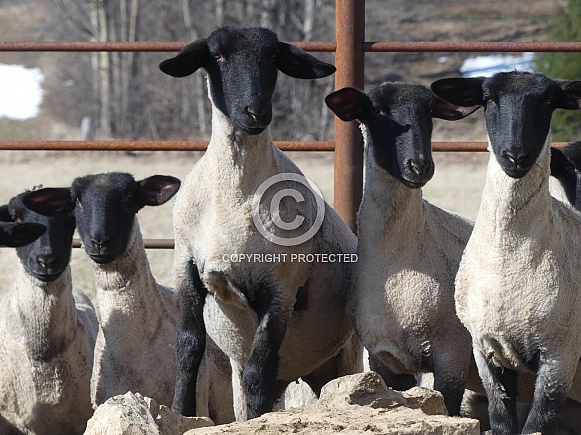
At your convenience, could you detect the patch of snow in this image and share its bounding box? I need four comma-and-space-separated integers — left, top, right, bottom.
460, 53, 535, 78
0, 64, 44, 120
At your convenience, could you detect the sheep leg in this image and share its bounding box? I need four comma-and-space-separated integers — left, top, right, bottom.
521, 356, 574, 434
242, 290, 290, 419
302, 357, 338, 397
432, 357, 467, 416
368, 353, 416, 391
474, 348, 518, 435
172, 260, 208, 417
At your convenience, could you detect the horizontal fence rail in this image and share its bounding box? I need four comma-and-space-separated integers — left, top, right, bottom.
3, 41, 581, 53
0, 141, 570, 152
0, 140, 335, 152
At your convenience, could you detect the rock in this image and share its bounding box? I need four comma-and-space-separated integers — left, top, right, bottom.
317, 371, 448, 415
184, 372, 480, 434
83, 392, 213, 435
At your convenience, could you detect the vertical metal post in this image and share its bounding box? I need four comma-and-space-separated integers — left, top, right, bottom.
334, 0, 365, 233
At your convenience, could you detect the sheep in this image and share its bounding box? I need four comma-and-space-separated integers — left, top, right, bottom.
550, 142, 581, 211
159, 26, 363, 420
325, 84, 479, 416
0, 187, 98, 435
431, 71, 581, 434
69, 172, 235, 424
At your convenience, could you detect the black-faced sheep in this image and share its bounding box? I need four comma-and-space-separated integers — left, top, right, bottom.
159, 27, 362, 420
432, 71, 581, 434
325, 84, 478, 416
69, 172, 235, 424
0, 188, 97, 435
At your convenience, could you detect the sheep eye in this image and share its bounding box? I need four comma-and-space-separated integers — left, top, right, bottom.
544, 98, 552, 105
213, 53, 223, 61
14, 217, 21, 223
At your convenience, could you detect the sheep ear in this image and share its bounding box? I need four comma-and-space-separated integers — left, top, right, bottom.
159, 38, 211, 78
137, 175, 181, 206
0, 222, 46, 248
0, 204, 12, 222
555, 80, 581, 110
432, 96, 481, 121
21, 188, 75, 217
325, 87, 373, 122
275, 42, 336, 79
431, 77, 485, 107
560, 141, 581, 170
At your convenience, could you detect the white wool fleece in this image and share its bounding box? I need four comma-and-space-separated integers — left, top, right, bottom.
351, 124, 474, 381
455, 136, 581, 402
172, 102, 361, 405
0, 264, 97, 435
89, 218, 234, 424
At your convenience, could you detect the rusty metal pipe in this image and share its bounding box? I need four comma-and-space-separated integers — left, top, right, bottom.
0, 140, 335, 152
72, 238, 174, 249
0, 41, 336, 53
334, 0, 365, 233
3, 41, 581, 53
364, 41, 581, 53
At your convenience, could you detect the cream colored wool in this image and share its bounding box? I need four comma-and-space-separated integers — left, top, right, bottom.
89, 219, 234, 424
351, 124, 474, 388
172, 102, 362, 420
455, 137, 581, 403
0, 264, 97, 435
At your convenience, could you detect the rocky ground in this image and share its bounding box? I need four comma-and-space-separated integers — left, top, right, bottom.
84, 372, 482, 435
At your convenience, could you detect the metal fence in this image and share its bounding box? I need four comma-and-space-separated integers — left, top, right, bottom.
0, 0, 575, 247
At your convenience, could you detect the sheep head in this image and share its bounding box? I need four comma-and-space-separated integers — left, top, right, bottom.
159, 27, 336, 135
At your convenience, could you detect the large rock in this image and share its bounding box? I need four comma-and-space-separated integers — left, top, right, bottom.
83, 391, 213, 435
185, 372, 480, 434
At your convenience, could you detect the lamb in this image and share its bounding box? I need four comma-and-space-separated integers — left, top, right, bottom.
69, 172, 235, 424
325, 84, 478, 416
159, 26, 362, 420
0, 187, 98, 435
431, 71, 581, 434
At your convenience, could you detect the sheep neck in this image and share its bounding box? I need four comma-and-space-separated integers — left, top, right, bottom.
7, 265, 77, 362
477, 135, 552, 240
205, 103, 279, 194
360, 126, 425, 240
91, 219, 165, 323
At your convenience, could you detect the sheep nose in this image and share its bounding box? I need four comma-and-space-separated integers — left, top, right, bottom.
245, 104, 267, 123
407, 157, 430, 177
504, 150, 529, 167
37, 254, 56, 268
91, 236, 110, 250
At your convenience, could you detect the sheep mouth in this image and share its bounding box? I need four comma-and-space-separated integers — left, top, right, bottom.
28, 269, 65, 282
235, 123, 267, 135
88, 253, 118, 264
399, 176, 427, 189
499, 164, 532, 179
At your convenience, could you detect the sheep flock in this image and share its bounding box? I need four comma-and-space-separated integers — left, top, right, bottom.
1, 26, 581, 435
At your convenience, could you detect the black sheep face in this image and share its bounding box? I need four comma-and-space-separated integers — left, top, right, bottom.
431, 72, 581, 179
159, 27, 336, 136
325, 84, 478, 188
71, 172, 180, 264
5, 188, 75, 282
